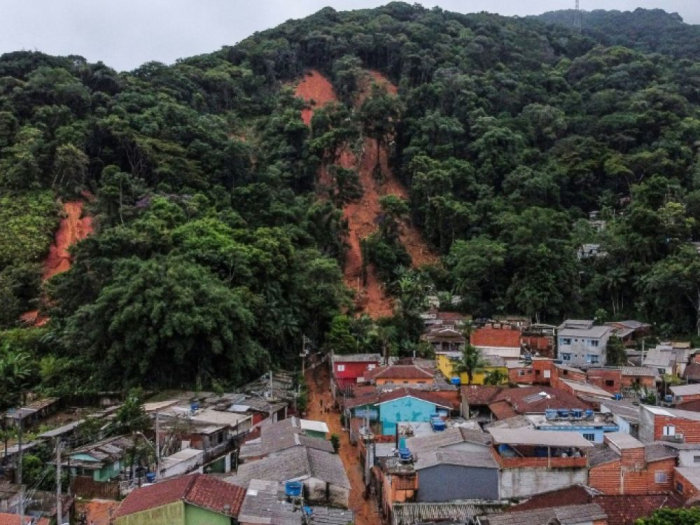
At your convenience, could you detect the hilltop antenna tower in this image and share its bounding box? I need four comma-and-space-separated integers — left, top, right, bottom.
573, 0, 583, 32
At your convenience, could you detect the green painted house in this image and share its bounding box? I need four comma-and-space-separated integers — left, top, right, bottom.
67, 435, 134, 482
114, 473, 246, 525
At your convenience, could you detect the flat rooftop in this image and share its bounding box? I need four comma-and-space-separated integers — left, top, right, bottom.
488, 428, 594, 448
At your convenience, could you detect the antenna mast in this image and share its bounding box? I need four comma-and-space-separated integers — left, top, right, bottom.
574, 0, 582, 32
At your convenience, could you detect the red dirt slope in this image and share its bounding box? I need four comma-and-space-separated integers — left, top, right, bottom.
43, 201, 93, 280
295, 70, 338, 126
295, 69, 437, 318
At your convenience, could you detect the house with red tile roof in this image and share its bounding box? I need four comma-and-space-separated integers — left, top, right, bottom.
487, 386, 591, 421
114, 473, 245, 525
506, 484, 684, 525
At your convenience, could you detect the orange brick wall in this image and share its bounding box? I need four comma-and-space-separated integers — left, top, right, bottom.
589, 460, 622, 495
653, 415, 700, 443
587, 370, 622, 394
620, 376, 655, 389
376, 378, 434, 386
675, 469, 700, 500
675, 393, 700, 404
589, 458, 676, 495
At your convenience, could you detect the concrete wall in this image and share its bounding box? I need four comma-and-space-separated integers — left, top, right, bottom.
678, 449, 700, 467
417, 465, 499, 502
304, 477, 349, 508
184, 504, 230, 525
499, 467, 588, 499
638, 407, 656, 444
115, 501, 185, 525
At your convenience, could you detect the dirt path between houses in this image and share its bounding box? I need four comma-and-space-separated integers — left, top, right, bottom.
294, 69, 437, 318
305, 364, 382, 525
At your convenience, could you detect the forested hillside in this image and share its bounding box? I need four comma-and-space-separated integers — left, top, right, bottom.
3, 2, 700, 400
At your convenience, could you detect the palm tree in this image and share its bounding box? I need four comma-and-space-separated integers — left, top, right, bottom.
454, 324, 488, 384
0, 344, 33, 410
483, 369, 508, 386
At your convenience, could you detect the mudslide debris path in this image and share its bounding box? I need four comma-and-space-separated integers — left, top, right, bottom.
295, 69, 438, 318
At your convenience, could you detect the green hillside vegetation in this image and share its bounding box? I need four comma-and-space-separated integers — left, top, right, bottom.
3, 2, 700, 398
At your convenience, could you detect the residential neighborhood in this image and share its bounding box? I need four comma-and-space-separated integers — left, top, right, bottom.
6, 312, 700, 525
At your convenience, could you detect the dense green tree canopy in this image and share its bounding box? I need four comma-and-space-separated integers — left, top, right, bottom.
3, 3, 700, 393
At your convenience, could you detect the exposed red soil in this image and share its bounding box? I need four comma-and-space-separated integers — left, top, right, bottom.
306, 364, 381, 525
43, 201, 93, 280
295, 70, 338, 126
295, 69, 437, 318
76, 499, 119, 525
21, 200, 93, 327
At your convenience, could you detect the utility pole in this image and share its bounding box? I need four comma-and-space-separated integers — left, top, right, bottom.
17, 414, 23, 524
155, 412, 160, 480
56, 438, 62, 525
269, 370, 273, 400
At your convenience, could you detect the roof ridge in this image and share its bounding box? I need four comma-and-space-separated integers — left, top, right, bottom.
181, 472, 201, 501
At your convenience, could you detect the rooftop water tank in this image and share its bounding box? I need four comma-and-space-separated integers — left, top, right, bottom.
545, 409, 557, 420
451, 377, 461, 386
437, 409, 449, 420
585, 409, 594, 419
399, 448, 412, 462
558, 409, 570, 418
572, 408, 583, 419
285, 481, 303, 498
145, 472, 156, 483
614, 393, 623, 400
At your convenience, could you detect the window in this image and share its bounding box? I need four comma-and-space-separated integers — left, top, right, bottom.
562, 353, 572, 361
336, 364, 345, 372
605, 380, 615, 387
694, 456, 700, 464
367, 364, 375, 370
589, 339, 599, 348
561, 338, 572, 345
518, 370, 526, 376
535, 370, 541, 376
655, 472, 668, 483
583, 433, 596, 441
586, 354, 600, 364
663, 425, 676, 437
677, 482, 684, 493
544, 370, 551, 378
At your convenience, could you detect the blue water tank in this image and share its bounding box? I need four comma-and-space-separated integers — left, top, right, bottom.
190, 401, 200, 413
303, 507, 313, 517
399, 448, 412, 461
285, 481, 303, 498
585, 409, 594, 419
545, 409, 557, 420
665, 394, 673, 403
451, 377, 461, 386
614, 393, 623, 400
437, 409, 449, 419
430, 413, 440, 420
432, 419, 446, 432
572, 409, 583, 419
558, 409, 570, 418
145, 472, 156, 483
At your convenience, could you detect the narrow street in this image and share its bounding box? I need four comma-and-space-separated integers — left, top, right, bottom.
305, 364, 382, 525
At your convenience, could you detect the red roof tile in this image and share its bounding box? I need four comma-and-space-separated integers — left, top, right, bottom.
0, 515, 49, 525
185, 475, 246, 517
593, 493, 684, 525
488, 400, 519, 420
471, 327, 521, 348
508, 485, 594, 512
114, 474, 245, 519
461, 385, 505, 405
365, 364, 434, 381
491, 386, 590, 416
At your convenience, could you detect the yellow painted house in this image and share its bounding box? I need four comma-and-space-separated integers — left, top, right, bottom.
435, 351, 508, 385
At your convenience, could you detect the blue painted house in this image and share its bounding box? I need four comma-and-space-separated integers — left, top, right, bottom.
376, 388, 454, 435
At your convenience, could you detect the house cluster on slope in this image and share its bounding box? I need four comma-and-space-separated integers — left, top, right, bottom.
324, 310, 700, 524
0, 371, 353, 525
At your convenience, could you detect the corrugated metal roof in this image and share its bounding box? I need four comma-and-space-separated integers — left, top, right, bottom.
392, 501, 504, 525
